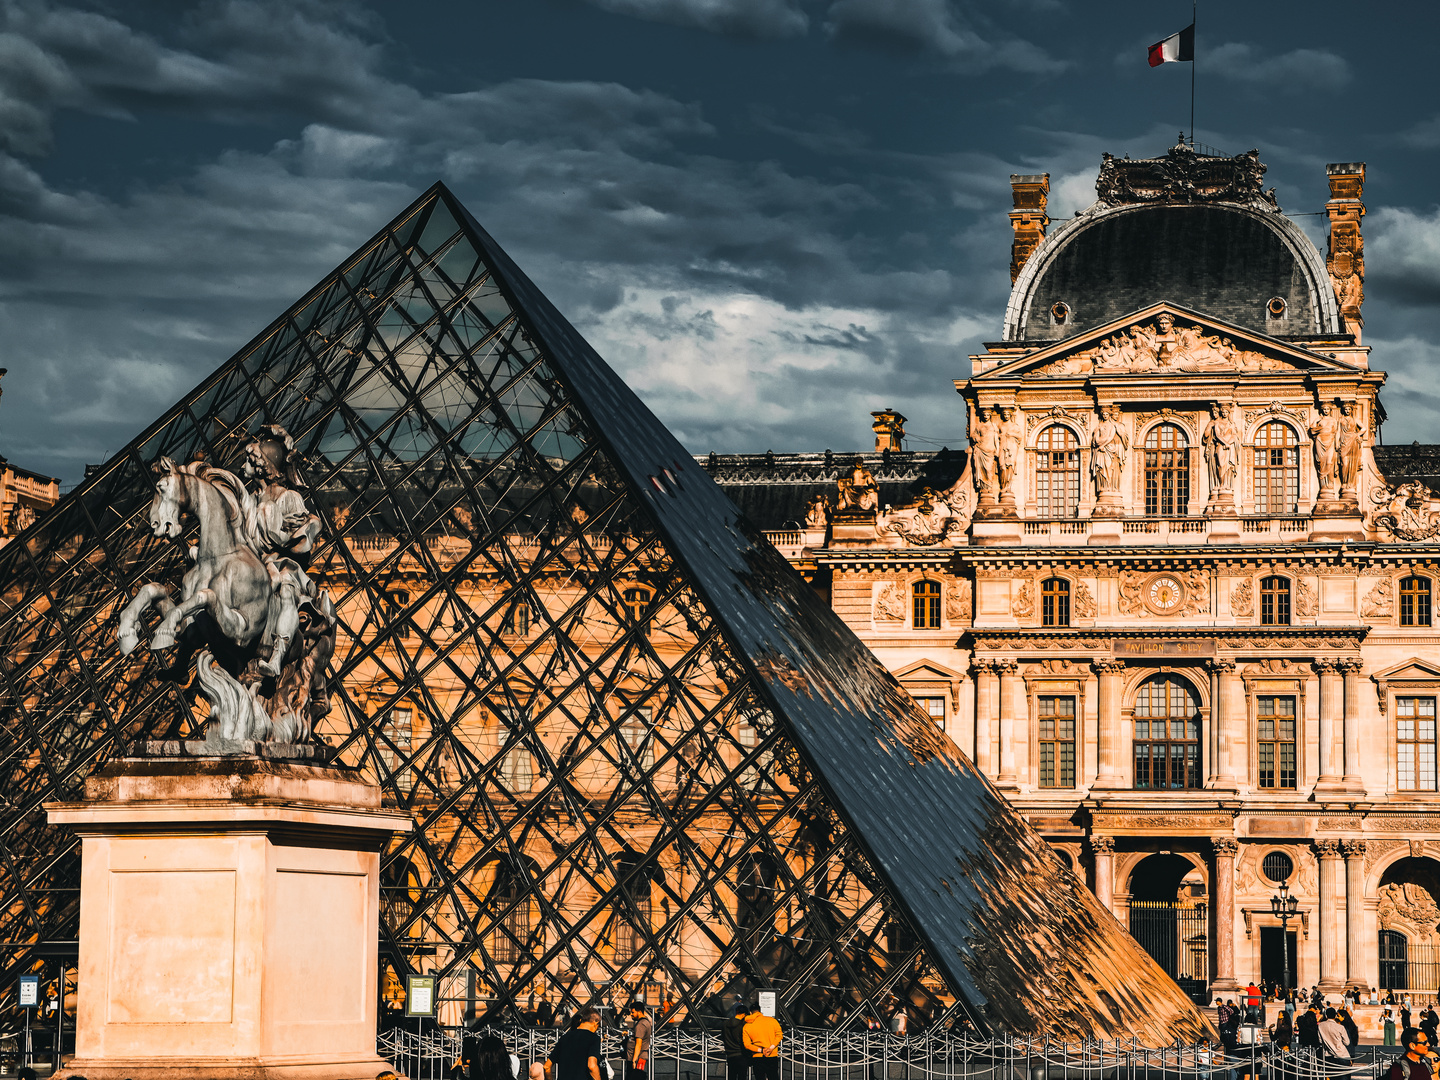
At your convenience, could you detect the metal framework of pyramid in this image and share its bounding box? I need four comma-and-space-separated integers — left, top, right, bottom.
0, 184, 1211, 1042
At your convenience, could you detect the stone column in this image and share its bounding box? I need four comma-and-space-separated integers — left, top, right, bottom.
972, 660, 996, 777
1316, 839, 1345, 991
996, 659, 1020, 790
1342, 839, 1368, 991
1090, 835, 1115, 913
1212, 836, 1241, 991
1206, 659, 1239, 791
1092, 659, 1126, 789
1314, 660, 1344, 792
1340, 658, 1366, 793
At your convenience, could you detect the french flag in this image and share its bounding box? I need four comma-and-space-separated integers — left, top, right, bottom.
1149, 23, 1195, 66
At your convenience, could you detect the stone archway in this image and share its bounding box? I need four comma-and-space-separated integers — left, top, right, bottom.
1127, 852, 1209, 989
1378, 857, 1440, 994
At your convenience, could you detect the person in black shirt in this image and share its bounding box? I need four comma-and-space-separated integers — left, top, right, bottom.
546, 1009, 603, 1080
1295, 1005, 1320, 1048
1390, 1028, 1439, 1080
722, 1003, 749, 1080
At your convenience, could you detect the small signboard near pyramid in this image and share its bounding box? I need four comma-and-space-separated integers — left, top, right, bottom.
5, 185, 1211, 1045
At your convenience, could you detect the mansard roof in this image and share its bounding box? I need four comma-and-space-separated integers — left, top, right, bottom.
1003, 144, 1341, 343
972, 302, 1365, 384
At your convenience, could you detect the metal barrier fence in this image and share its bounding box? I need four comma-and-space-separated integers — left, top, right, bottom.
377, 1027, 1394, 1080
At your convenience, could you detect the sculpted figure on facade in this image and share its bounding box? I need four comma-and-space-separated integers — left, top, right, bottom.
836, 456, 878, 514
804, 494, 830, 530
1339, 402, 1363, 496
115, 424, 335, 747
1090, 404, 1129, 509
1361, 577, 1394, 618
873, 580, 906, 623
1202, 402, 1240, 503
1037, 315, 1286, 377
967, 402, 1002, 501
998, 407, 1023, 501
1310, 401, 1342, 498
877, 487, 964, 546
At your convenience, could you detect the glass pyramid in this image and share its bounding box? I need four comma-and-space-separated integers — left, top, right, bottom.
0, 184, 1210, 1042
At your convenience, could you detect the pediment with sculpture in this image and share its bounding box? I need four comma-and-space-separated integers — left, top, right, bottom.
979, 305, 1354, 382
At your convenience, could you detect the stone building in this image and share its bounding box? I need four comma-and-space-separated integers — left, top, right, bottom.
709, 143, 1440, 1001
0, 369, 61, 547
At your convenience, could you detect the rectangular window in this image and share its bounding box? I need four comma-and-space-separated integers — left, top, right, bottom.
386, 590, 412, 638
1038, 696, 1076, 788
1398, 697, 1438, 792
1402, 577, 1433, 627
621, 705, 656, 773
503, 603, 530, 636
379, 706, 414, 792
913, 695, 946, 732
1257, 696, 1297, 790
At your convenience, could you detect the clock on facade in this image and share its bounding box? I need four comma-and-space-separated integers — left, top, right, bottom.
1145, 573, 1186, 615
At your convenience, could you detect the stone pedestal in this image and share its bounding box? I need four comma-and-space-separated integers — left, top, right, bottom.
830, 509, 878, 545
1309, 507, 1365, 542
47, 754, 412, 1080
969, 517, 1022, 546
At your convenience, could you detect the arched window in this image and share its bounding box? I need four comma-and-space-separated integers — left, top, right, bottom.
1260, 576, 1291, 625
1035, 425, 1080, 517
1041, 578, 1070, 627
1133, 674, 1201, 790
1402, 576, 1433, 627
1252, 422, 1300, 514
1143, 423, 1190, 516
913, 580, 941, 628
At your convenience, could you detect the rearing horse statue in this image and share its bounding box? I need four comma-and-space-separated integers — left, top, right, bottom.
118, 457, 272, 659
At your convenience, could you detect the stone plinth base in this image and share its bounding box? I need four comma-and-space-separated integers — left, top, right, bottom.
1309, 510, 1365, 541
970, 518, 1021, 545
47, 755, 412, 1080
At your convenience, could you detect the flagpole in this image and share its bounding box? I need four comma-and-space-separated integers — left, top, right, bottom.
1190, 0, 1196, 145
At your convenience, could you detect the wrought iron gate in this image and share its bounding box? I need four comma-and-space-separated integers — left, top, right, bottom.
1130, 902, 1207, 990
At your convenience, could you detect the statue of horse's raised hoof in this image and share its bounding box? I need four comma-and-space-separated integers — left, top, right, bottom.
117, 630, 139, 656
150, 630, 177, 650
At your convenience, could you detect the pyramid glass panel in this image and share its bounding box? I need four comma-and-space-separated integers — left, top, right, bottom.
0, 185, 1211, 1043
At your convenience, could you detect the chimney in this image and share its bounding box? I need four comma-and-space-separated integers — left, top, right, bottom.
871, 409, 907, 453
1009, 174, 1050, 284
1326, 162, 1366, 340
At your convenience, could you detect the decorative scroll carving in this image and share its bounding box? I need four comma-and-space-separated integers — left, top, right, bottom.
1361, 577, 1394, 618
1231, 578, 1255, 617
1415, 840, 1430, 859
1073, 581, 1097, 619
1247, 659, 1307, 675
1013, 579, 1035, 620
1365, 839, 1407, 871
1095, 141, 1279, 212
1036, 658, 1077, 674
1242, 401, 1310, 429
1036, 315, 1291, 378
1093, 659, 1127, 676
946, 580, 972, 624
1295, 578, 1318, 618
877, 486, 966, 546
1340, 839, 1367, 859
873, 581, 906, 624
1314, 839, 1342, 858
1370, 816, 1440, 832
1027, 405, 1090, 435
1088, 835, 1116, 855
1373, 482, 1440, 541
1212, 836, 1240, 857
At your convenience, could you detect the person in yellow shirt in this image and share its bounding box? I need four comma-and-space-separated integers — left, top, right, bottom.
743, 1007, 783, 1080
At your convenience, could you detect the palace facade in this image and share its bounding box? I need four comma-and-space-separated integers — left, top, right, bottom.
707, 143, 1440, 1001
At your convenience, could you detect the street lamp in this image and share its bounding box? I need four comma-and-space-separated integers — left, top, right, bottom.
1271, 881, 1301, 1002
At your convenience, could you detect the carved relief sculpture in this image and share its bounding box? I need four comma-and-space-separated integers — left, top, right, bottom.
877, 486, 965, 546
1373, 482, 1440, 541
1013, 579, 1035, 620
1231, 578, 1255, 617
873, 581, 906, 623
116, 425, 336, 747
1295, 578, 1319, 618
968, 402, 1004, 513
1202, 402, 1240, 513
1073, 581, 1097, 619
836, 456, 879, 515
1036, 316, 1290, 378
945, 580, 972, 624
1095, 142, 1279, 213
1309, 401, 1342, 502
1360, 577, 1394, 618
1090, 404, 1129, 515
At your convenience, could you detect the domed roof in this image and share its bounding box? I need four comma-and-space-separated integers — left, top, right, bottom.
1004, 144, 1341, 343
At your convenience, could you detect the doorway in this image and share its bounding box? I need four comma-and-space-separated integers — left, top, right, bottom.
1260, 926, 1298, 990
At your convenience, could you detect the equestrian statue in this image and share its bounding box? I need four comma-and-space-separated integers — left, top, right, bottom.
116, 425, 336, 746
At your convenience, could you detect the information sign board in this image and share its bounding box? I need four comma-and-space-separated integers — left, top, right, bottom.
757, 990, 777, 1018
405, 975, 435, 1017
18, 975, 39, 1007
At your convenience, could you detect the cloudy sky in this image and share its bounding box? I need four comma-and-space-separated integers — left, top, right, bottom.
2, 0, 1440, 483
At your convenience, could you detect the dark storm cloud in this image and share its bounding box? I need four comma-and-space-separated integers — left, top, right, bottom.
576, 0, 808, 37
822, 0, 1062, 72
